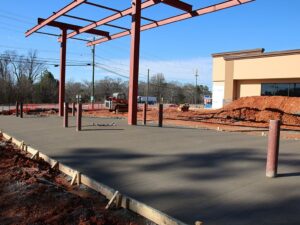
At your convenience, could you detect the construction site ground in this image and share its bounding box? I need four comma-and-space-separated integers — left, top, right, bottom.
0, 134, 151, 225
0, 115, 300, 225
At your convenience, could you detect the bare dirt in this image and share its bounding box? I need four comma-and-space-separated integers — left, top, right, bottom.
0, 136, 151, 225
83, 96, 300, 139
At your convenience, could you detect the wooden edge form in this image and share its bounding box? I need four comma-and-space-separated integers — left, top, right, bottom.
51, 161, 59, 169
1, 131, 190, 225
71, 172, 77, 185
105, 190, 120, 209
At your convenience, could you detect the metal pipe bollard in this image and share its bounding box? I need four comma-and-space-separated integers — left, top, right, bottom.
266, 120, 281, 178
64, 102, 69, 128
76, 103, 82, 131
72, 102, 76, 117
20, 102, 23, 118
158, 104, 163, 127
143, 103, 147, 125
16, 101, 19, 117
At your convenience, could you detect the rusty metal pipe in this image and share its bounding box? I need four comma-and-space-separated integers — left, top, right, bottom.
266, 120, 281, 178
64, 102, 69, 128
76, 103, 82, 131
20, 102, 23, 118
143, 103, 147, 125
158, 104, 163, 127
16, 101, 19, 117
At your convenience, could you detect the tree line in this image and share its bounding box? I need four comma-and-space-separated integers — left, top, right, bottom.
0, 50, 211, 105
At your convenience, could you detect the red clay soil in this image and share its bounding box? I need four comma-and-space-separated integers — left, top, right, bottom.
84, 96, 300, 129
0, 137, 151, 225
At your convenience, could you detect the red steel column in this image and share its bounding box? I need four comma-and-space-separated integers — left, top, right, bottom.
76, 103, 82, 131
64, 102, 69, 128
158, 104, 163, 127
128, 0, 141, 125
59, 28, 67, 117
143, 103, 147, 125
266, 120, 281, 178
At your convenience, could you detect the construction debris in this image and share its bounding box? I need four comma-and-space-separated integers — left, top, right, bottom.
93, 122, 116, 126
177, 103, 190, 112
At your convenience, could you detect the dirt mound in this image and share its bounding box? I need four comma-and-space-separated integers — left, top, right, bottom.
222, 96, 300, 115
211, 96, 300, 125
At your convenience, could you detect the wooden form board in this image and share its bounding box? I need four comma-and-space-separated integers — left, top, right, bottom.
0, 130, 190, 225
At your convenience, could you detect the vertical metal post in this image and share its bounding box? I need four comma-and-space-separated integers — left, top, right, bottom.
143, 103, 147, 125
158, 103, 163, 127
195, 69, 199, 105
266, 120, 281, 178
76, 103, 82, 131
91, 38, 96, 110
64, 102, 69, 128
72, 102, 76, 116
20, 102, 23, 118
16, 101, 19, 117
146, 69, 150, 105
128, 0, 141, 125
59, 28, 67, 117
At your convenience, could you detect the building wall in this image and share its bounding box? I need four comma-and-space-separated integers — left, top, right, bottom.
236, 80, 261, 98
212, 81, 225, 109
236, 78, 300, 98
212, 57, 226, 82
212, 49, 300, 109
233, 54, 300, 80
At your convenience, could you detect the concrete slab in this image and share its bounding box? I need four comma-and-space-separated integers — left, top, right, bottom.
1, 115, 300, 225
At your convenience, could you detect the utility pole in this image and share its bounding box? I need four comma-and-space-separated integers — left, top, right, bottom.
195, 69, 199, 105
91, 37, 96, 110
146, 69, 150, 105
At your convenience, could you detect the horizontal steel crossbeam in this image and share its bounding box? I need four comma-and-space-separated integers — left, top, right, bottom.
38, 18, 110, 37
25, 0, 86, 37
87, 0, 254, 46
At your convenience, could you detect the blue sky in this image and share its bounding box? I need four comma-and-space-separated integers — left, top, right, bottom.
0, 0, 299, 88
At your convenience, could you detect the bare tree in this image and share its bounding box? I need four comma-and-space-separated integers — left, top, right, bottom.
8, 50, 45, 84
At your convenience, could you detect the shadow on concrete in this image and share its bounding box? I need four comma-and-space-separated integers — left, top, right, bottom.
50, 146, 300, 225
277, 172, 300, 177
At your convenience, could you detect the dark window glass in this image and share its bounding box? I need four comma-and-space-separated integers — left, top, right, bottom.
290, 83, 300, 97
261, 84, 275, 96
262, 83, 300, 97
274, 83, 289, 96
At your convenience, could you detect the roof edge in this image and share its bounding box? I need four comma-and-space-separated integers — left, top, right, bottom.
224, 49, 300, 60
211, 48, 265, 58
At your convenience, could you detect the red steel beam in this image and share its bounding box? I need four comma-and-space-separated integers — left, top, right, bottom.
38, 18, 110, 37
63, 14, 131, 31
64, 0, 159, 40
161, 0, 192, 12
25, 0, 86, 37
88, 0, 254, 46
36, 31, 90, 42
128, 0, 142, 125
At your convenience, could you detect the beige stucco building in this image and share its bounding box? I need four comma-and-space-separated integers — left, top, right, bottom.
211, 48, 300, 109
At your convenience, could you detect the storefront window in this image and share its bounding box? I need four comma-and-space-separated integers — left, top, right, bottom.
261, 83, 300, 97
274, 83, 289, 96
261, 84, 275, 96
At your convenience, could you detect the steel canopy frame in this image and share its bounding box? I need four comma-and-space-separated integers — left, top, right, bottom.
88, 0, 253, 46
25, 0, 255, 124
